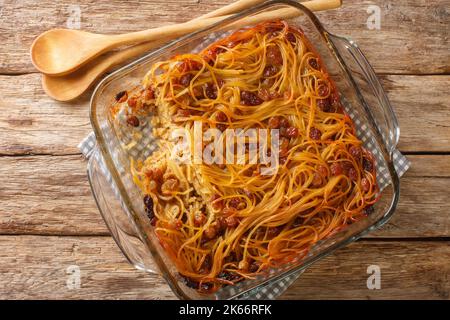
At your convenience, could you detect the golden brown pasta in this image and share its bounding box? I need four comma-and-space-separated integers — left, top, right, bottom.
115, 20, 379, 293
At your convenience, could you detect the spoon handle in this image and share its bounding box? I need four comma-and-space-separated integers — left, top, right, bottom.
195, 0, 341, 20
109, 0, 341, 47
106, 0, 271, 69
101, 0, 342, 73
191, 0, 269, 21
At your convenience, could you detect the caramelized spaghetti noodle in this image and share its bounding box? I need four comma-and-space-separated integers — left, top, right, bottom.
113, 20, 379, 293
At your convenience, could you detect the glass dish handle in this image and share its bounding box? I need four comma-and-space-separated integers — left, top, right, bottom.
330, 35, 400, 156
87, 146, 158, 274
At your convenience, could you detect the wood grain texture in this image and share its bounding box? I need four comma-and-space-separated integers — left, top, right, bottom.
382, 75, 450, 152
0, 74, 449, 155
280, 240, 450, 299
0, 155, 107, 235
0, 235, 176, 299
0, 235, 448, 299
1, 154, 449, 237
0, 0, 448, 74
0, 74, 91, 155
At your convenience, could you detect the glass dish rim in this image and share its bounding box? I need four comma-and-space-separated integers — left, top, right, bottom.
89, 0, 400, 299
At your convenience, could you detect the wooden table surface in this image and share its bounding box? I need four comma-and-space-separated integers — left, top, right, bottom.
1, 0, 449, 300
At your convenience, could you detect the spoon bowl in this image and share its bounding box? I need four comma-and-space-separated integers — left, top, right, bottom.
31, 29, 110, 76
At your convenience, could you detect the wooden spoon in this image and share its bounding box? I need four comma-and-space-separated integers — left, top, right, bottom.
42, 41, 164, 101
41, 0, 271, 101
33, 0, 268, 77
32, 0, 341, 77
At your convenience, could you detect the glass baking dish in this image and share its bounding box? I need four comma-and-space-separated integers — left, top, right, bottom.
88, 0, 400, 300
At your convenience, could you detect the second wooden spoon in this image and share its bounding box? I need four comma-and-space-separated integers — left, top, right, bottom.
42, 41, 163, 101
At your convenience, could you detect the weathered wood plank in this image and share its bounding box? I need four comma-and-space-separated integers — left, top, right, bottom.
317, 0, 450, 75
0, 0, 448, 74
1, 154, 449, 237
0, 155, 107, 235
402, 154, 450, 178
382, 75, 450, 153
0, 235, 448, 299
0, 74, 92, 155
0, 74, 448, 155
280, 240, 450, 299
0, 235, 176, 299
370, 177, 450, 238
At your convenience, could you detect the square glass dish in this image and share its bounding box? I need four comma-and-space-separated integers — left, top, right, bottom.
88, 0, 400, 300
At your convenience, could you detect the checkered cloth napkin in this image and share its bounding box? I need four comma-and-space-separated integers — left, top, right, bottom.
79, 123, 409, 300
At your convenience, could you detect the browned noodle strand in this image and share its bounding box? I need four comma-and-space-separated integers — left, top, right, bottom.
115, 20, 379, 293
